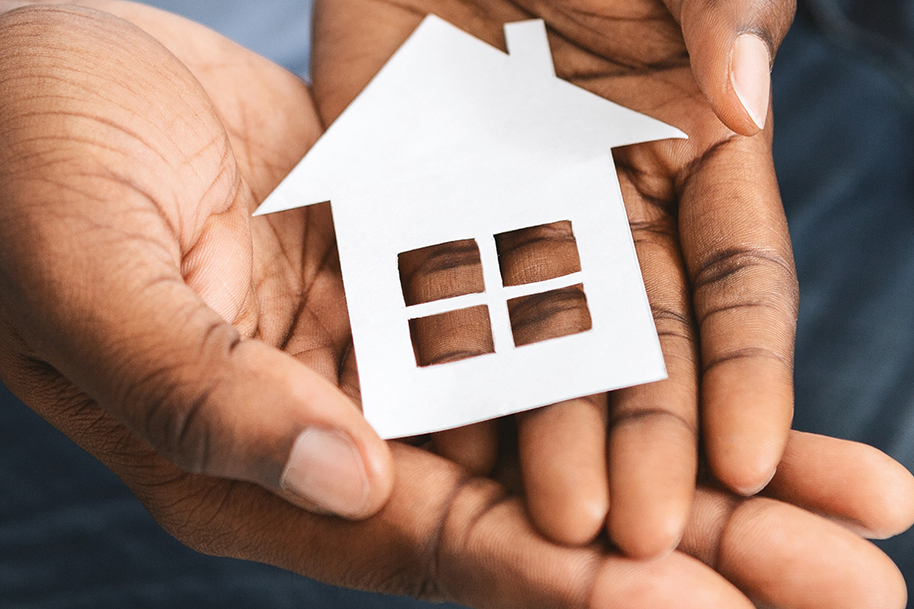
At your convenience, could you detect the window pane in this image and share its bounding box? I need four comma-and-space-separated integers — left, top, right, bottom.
399, 239, 484, 306
409, 305, 495, 366
495, 220, 581, 287
507, 284, 592, 347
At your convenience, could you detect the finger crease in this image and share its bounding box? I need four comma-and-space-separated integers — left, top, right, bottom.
692, 248, 796, 292
420, 471, 474, 599
609, 407, 698, 438
702, 346, 792, 375
674, 135, 738, 196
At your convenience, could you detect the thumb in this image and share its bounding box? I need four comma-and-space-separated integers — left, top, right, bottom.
663, 0, 796, 135
5, 273, 393, 520
0, 3, 393, 519
2, 218, 393, 519
0, 192, 394, 519
131, 308, 396, 521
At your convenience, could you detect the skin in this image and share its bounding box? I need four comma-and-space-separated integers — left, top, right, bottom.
312, 0, 800, 554
1, 2, 913, 607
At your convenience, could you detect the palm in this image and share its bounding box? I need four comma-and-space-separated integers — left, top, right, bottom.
0, 0, 362, 514
180, 44, 359, 398
313, 0, 797, 551
54, 1, 359, 393
253, 207, 361, 399
138, 6, 357, 390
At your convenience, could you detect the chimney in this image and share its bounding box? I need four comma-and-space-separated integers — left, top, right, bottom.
504, 20, 556, 78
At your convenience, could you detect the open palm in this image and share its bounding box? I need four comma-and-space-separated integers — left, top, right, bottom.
0, 2, 912, 609
312, 0, 800, 553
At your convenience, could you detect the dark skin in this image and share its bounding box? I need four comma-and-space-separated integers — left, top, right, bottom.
313, 0, 798, 553
1, 2, 913, 608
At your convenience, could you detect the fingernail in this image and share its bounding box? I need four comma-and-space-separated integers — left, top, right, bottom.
281, 428, 369, 518
730, 34, 771, 130
826, 516, 883, 540
734, 466, 777, 497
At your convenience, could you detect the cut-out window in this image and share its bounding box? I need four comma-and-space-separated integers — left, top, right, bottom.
507, 284, 592, 347
495, 220, 581, 286
409, 305, 495, 367
399, 221, 592, 367
399, 239, 484, 306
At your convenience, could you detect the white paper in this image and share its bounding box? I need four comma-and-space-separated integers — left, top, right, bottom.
256, 16, 687, 438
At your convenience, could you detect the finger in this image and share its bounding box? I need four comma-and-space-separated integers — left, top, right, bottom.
517, 395, 609, 546
604, 169, 699, 558
678, 133, 798, 495
681, 430, 914, 608
83, 419, 754, 609
0, 331, 749, 608
14, 350, 904, 609
682, 488, 908, 609
402, 219, 610, 541
661, 0, 796, 134
432, 421, 500, 475
397, 238, 501, 472
764, 431, 914, 539
312, 0, 613, 544
606, 382, 697, 559
0, 6, 393, 518
497, 221, 610, 546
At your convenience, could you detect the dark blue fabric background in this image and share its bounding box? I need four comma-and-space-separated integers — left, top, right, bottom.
2, 1, 913, 606
776, 0, 914, 583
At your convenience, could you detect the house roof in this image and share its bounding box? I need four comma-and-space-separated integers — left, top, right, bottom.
256, 15, 686, 215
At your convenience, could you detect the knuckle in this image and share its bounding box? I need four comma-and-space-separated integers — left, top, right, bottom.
702, 344, 791, 374
399, 239, 483, 305
410, 306, 494, 365
651, 305, 694, 338
693, 246, 789, 289
630, 219, 678, 246
508, 284, 592, 346
495, 220, 581, 286
427, 476, 505, 600
142, 476, 239, 556
610, 406, 699, 439
138, 374, 218, 475
123, 318, 241, 476
692, 246, 798, 314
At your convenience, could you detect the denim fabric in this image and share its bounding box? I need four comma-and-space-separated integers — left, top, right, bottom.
2, 0, 913, 606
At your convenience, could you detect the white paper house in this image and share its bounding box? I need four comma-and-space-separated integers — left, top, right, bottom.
256, 15, 686, 438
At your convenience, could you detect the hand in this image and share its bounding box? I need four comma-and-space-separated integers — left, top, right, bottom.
1, 4, 912, 609
0, 0, 395, 519
312, 0, 800, 554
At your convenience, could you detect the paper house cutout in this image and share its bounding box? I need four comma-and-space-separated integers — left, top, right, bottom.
256, 16, 686, 438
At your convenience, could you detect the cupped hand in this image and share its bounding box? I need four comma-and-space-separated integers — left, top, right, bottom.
0, 0, 395, 519
312, 0, 799, 555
